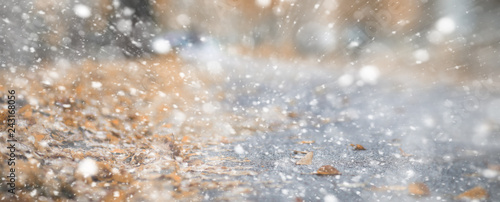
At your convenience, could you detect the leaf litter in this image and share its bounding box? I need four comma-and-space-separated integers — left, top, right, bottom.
296, 151, 313, 165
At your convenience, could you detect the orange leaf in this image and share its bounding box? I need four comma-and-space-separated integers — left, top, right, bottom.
408, 182, 430, 196
111, 148, 126, 154
298, 140, 315, 144
34, 133, 46, 142
166, 172, 182, 183
456, 186, 488, 200
399, 147, 413, 157
317, 165, 341, 175
181, 136, 191, 143
350, 144, 366, 150
19, 105, 32, 118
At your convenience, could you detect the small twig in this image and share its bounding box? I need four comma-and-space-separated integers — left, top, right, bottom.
292, 150, 308, 154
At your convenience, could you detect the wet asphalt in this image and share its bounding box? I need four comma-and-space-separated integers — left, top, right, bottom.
179, 44, 500, 201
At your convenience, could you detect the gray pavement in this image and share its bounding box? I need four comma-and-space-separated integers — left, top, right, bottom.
180, 44, 500, 201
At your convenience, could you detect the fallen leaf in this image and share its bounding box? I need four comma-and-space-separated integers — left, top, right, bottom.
350, 144, 366, 150
187, 159, 204, 166
288, 112, 298, 118
165, 172, 182, 183
316, 165, 341, 175
102, 189, 126, 202
181, 136, 191, 143
399, 147, 413, 157
298, 140, 315, 144
63, 116, 77, 127
455, 186, 489, 200
95, 162, 113, 181
111, 148, 126, 154
172, 190, 198, 199
83, 121, 97, 131
112, 169, 134, 184
110, 119, 122, 128
34, 133, 46, 142
220, 136, 231, 144
296, 152, 313, 165
0, 109, 8, 131
408, 182, 430, 196
19, 105, 32, 118
488, 164, 500, 171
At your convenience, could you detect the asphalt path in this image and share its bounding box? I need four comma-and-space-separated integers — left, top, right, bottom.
179, 43, 500, 201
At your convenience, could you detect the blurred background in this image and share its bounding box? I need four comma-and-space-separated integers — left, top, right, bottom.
1, 0, 500, 82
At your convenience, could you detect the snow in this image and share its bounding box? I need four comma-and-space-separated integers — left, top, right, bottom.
482, 169, 498, 178
152, 38, 172, 54
123, 7, 135, 16
324, 194, 339, 202
172, 110, 187, 125
234, 144, 245, 155
256, 0, 272, 8
91, 81, 102, 89
116, 19, 133, 34
358, 65, 380, 85
413, 49, 430, 64
338, 74, 354, 87
77, 158, 98, 178
73, 4, 92, 19
435, 17, 456, 34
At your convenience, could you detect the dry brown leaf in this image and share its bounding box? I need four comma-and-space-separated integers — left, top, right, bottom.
83, 121, 97, 131
165, 172, 182, 183
408, 182, 430, 196
111, 148, 126, 154
316, 165, 341, 175
455, 186, 489, 200
181, 136, 191, 143
187, 159, 204, 166
172, 190, 198, 199
107, 133, 121, 144
0, 109, 8, 131
220, 136, 231, 144
296, 151, 313, 165
110, 119, 122, 129
95, 162, 113, 181
350, 144, 366, 150
34, 133, 46, 142
19, 104, 33, 118
63, 116, 77, 127
102, 190, 127, 202
488, 164, 500, 171
399, 147, 413, 157
298, 140, 315, 144
288, 112, 299, 118
112, 169, 134, 184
